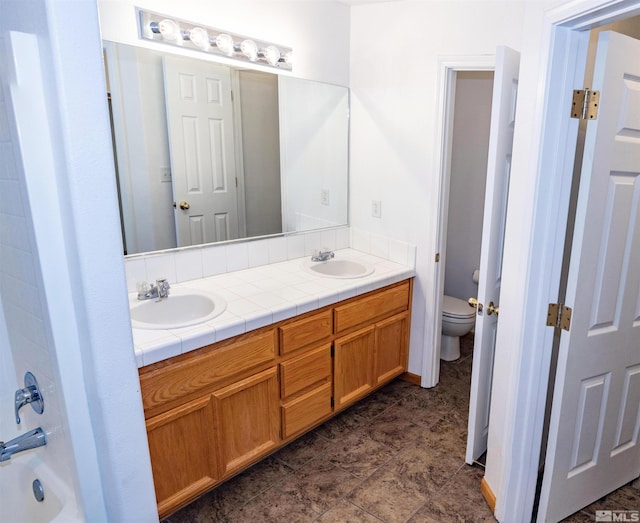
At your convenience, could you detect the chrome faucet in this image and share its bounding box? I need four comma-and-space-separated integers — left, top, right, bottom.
137, 278, 171, 301
311, 249, 335, 262
0, 428, 47, 462
15, 372, 44, 424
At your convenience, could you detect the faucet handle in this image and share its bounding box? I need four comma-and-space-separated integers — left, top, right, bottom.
15, 372, 44, 425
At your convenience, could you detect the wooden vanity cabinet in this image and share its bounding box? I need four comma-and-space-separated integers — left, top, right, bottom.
139, 279, 413, 519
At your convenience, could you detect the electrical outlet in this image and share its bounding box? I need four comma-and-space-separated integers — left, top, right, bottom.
371, 200, 382, 218
160, 167, 172, 183
321, 189, 330, 206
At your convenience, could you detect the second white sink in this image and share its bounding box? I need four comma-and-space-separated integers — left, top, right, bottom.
130, 288, 227, 330
304, 258, 375, 279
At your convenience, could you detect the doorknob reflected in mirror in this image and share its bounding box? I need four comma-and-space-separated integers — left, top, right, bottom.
468, 297, 483, 313
178, 201, 190, 210
487, 301, 500, 316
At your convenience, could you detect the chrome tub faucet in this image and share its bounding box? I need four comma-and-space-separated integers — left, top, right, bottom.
0, 428, 47, 462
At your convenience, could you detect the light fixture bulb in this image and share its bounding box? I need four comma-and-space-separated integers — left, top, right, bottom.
189, 27, 210, 50
284, 51, 293, 66
157, 19, 180, 42
215, 33, 234, 56
240, 39, 258, 62
263, 46, 281, 66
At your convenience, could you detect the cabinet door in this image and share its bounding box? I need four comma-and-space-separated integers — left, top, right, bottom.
334, 325, 375, 409
213, 367, 280, 477
374, 312, 409, 385
146, 395, 218, 519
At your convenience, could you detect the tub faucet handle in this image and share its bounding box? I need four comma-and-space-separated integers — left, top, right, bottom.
14, 372, 44, 425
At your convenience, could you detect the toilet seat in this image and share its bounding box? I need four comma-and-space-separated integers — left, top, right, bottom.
443, 295, 475, 320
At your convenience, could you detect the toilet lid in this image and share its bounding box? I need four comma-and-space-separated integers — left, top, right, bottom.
443, 295, 476, 319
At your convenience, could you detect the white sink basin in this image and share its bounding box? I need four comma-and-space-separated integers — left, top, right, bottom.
304, 258, 375, 279
129, 288, 227, 330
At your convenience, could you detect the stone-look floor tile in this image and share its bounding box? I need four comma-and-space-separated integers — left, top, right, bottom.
167, 455, 293, 521
278, 457, 362, 513
385, 445, 464, 496
394, 389, 455, 427
225, 489, 318, 523
350, 379, 419, 419
313, 408, 370, 440
325, 429, 396, 479
561, 510, 599, 522
315, 500, 384, 522
410, 465, 495, 523
274, 430, 333, 470
348, 469, 428, 523
361, 408, 425, 451
586, 483, 640, 512
415, 409, 468, 460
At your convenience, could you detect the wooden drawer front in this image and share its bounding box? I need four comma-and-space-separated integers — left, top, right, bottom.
213, 367, 280, 477
140, 329, 275, 413
279, 310, 333, 355
146, 395, 218, 519
334, 281, 410, 334
280, 344, 332, 400
281, 382, 333, 438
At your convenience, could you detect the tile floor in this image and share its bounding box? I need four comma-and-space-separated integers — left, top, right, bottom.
162, 334, 639, 522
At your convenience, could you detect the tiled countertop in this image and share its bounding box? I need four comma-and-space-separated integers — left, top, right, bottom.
131, 248, 415, 368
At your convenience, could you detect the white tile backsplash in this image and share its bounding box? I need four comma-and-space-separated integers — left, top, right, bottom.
175, 249, 203, 283
145, 253, 177, 284
123, 226, 416, 290
226, 242, 249, 272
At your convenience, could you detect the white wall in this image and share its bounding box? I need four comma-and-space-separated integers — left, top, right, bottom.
444, 71, 493, 303
349, 1, 526, 376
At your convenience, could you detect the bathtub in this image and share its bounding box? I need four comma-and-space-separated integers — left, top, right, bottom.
0, 451, 81, 522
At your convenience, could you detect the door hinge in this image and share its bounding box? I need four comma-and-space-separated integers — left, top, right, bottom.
571, 88, 600, 120
435, 253, 440, 263
547, 303, 572, 331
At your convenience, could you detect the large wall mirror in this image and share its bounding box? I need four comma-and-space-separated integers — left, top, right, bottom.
103, 41, 349, 256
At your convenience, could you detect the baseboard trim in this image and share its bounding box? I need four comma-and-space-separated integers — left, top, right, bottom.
399, 372, 421, 386
480, 477, 496, 512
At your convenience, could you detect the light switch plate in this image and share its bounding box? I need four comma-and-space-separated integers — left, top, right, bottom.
321, 189, 330, 206
371, 200, 382, 218
160, 167, 172, 182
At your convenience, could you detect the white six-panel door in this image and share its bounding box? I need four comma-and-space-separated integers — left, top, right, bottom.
163, 56, 240, 246
538, 31, 640, 522
466, 46, 520, 464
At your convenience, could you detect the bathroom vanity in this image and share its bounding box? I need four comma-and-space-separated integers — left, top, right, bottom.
137, 277, 413, 518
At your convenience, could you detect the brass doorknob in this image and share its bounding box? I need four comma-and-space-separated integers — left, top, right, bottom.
487, 301, 500, 316
178, 200, 190, 210
468, 297, 483, 313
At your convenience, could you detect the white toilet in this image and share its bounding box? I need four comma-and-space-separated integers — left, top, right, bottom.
441, 295, 476, 361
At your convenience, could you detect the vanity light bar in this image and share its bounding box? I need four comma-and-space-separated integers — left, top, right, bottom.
138, 9, 293, 71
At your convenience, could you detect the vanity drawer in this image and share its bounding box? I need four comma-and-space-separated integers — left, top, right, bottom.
279, 310, 333, 355
281, 382, 333, 438
334, 281, 410, 334
140, 329, 276, 414
280, 344, 332, 400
